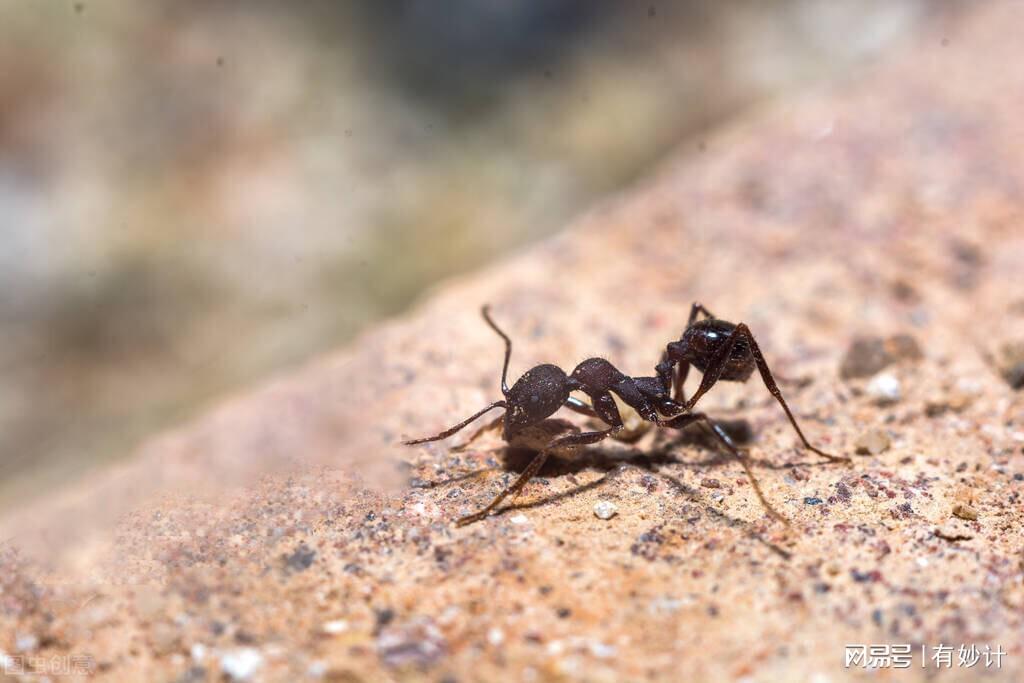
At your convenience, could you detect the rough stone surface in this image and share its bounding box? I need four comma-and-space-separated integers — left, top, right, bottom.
2, 3, 1024, 681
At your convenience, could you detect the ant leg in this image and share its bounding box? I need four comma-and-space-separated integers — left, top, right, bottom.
730, 324, 850, 464
455, 424, 623, 526
688, 302, 716, 324
661, 411, 788, 525
673, 361, 690, 403
403, 401, 507, 445
681, 329, 743, 413
657, 353, 689, 403
563, 395, 599, 418
451, 414, 505, 452
656, 354, 674, 394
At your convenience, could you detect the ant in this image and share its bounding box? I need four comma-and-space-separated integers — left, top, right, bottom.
404, 304, 849, 527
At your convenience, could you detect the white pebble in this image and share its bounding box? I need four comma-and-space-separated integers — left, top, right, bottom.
190, 643, 207, 663
867, 373, 901, 403
15, 633, 38, 652
593, 501, 618, 520
487, 627, 505, 646
220, 648, 263, 681
510, 514, 529, 525
322, 619, 349, 635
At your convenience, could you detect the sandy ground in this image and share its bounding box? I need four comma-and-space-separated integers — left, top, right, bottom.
1, 2, 1023, 681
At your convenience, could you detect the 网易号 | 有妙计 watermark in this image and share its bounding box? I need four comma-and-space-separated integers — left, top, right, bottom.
845, 643, 1005, 670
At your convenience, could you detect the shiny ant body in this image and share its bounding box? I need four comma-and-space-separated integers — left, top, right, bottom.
404, 303, 848, 526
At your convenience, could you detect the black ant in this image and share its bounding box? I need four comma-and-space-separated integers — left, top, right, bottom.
654, 302, 849, 465
404, 304, 848, 526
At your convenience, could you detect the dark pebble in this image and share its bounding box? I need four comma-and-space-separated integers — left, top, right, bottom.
283, 544, 316, 572
850, 569, 881, 583
375, 608, 396, 629
804, 497, 824, 506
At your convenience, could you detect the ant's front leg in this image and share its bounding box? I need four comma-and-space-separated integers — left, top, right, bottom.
680, 329, 742, 414
682, 323, 849, 465
729, 324, 850, 464
656, 354, 691, 405
673, 361, 690, 403
661, 411, 788, 525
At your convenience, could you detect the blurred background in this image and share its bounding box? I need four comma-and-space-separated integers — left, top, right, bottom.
0, 0, 944, 510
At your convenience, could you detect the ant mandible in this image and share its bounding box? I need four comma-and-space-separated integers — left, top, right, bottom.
404, 304, 848, 527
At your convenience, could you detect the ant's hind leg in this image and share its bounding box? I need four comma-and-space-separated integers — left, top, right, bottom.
455, 424, 623, 526
662, 412, 788, 525
403, 401, 507, 445
731, 324, 850, 464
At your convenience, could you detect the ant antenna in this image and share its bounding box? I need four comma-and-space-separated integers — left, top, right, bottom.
481, 305, 512, 395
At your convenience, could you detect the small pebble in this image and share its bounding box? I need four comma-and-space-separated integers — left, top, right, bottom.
804, 497, 824, 506
593, 501, 618, 520
377, 620, 446, 669
151, 622, 180, 654
840, 337, 892, 379
996, 341, 1024, 389
840, 335, 921, 379
934, 524, 974, 542
952, 503, 978, 521
510, 514, 529, 525
854, 429, 891, 455
866, 373, 901, 404
322, 620, 349, 635
15, 634, 38, 652
220, 648, 263, 681
701, 478, 721, 489
886, 334, 923, 362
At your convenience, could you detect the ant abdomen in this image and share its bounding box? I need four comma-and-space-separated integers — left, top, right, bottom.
503, 364, 572, 439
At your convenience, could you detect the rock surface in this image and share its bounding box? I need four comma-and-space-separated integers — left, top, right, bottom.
2, 2, 1024, 681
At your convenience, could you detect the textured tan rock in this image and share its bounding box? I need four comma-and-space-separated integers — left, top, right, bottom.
3, 3, 1024, 681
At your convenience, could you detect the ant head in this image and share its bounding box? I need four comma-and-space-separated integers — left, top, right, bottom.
502, 364, 572, 440
674, 319, 736, 361
678, 318, 755, 380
